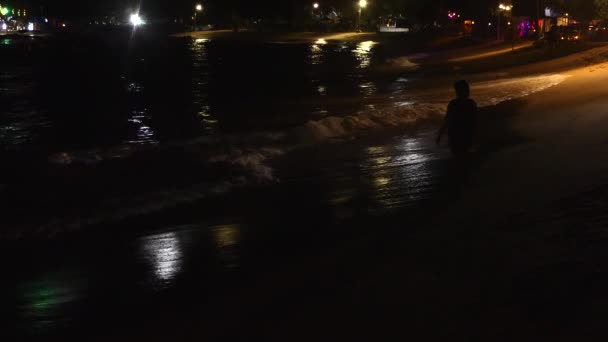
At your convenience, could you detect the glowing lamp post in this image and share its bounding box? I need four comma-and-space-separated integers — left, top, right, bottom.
497, 3, 512, 40
310, 2, 320, 31
130, 13, 144, 26
194, 3, 203, 27
357, 0, 367, 32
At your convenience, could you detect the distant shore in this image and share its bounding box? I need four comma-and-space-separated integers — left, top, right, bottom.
171, 30, 394, 43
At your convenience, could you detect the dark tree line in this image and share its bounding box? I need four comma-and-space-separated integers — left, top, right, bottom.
21, 0, 608, 23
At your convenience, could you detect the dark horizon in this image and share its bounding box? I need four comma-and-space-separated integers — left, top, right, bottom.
7, 0, 573, 22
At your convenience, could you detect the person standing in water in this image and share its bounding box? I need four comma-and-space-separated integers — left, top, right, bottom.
436, 80, 477, 155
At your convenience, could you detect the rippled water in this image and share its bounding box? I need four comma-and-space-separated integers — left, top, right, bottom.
0, 33, 416, 152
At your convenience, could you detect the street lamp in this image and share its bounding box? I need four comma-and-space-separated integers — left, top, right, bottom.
194, 3, 203, 27
313, 2, 319, 9
130, 13, 144, 26
497, 3, 512, 40
357, 0, 367, 32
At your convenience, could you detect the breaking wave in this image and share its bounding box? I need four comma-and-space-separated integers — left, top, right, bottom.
49, 73, 568, 173
49, 74, 568, 180
38, 73, 569, 233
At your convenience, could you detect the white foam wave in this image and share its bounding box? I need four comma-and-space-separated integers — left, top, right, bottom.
472, 74, 569, 107
299, 74, 568, 142
301, 103, 444, 141
385, 56, 420, 71
47, 74, 568, 191
209, 147, 286, 182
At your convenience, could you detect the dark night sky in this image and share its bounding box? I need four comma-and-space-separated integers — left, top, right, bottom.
12, 0, 583, 20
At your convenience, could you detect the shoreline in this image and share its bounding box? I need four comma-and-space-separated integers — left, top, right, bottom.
171, 30, 379, 43
3, 42, 608, 240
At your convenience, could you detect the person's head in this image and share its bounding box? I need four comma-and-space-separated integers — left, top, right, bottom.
454, 80, 470, 99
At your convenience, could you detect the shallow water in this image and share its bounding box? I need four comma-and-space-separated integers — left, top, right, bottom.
0, 32, 417, 152
0, 132, 455, 339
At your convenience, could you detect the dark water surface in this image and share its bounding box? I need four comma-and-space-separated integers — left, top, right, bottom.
1, 31, 416, 151
0, 31, 458, 339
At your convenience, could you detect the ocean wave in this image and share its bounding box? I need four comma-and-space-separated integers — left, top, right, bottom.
45, 74, 568, 200
209, 147, 286, 182
300, 103, 444, 141
383, 56, 420, 72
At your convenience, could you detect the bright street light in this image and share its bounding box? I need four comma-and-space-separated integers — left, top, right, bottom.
357, 0, 367, 32
195, 4, 203, 11
499, 4, 512, 11
497, 3, 512, 40
313, 2, 319, 9
130, 13, 144, 26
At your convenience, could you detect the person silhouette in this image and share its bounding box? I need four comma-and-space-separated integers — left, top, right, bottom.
436, 80, 477, 155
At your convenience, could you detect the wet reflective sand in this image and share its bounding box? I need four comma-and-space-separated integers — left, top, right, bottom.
0, 132, 455, 339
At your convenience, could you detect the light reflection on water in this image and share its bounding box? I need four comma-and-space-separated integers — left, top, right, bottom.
353, 41, 376, 68
191, 37, 219, 132
213, 224, 241, 269
127, 81, 144, 93
362, 138, 437, 210
3, 37, 393, 150
18, 273, 84, 333
126, 108, 158, 145
138, 224, 242, 288
317, 85, 327, 95
358, 81, 377, 97
139, 231, 184, 288
309, 42, 324, 65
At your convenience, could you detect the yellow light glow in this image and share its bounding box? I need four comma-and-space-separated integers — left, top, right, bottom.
359, 0, 367, 8
213, 225, 241, 268
195, 4, 203, 11
315, 38, 327, 44
354, 40, 376, 68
